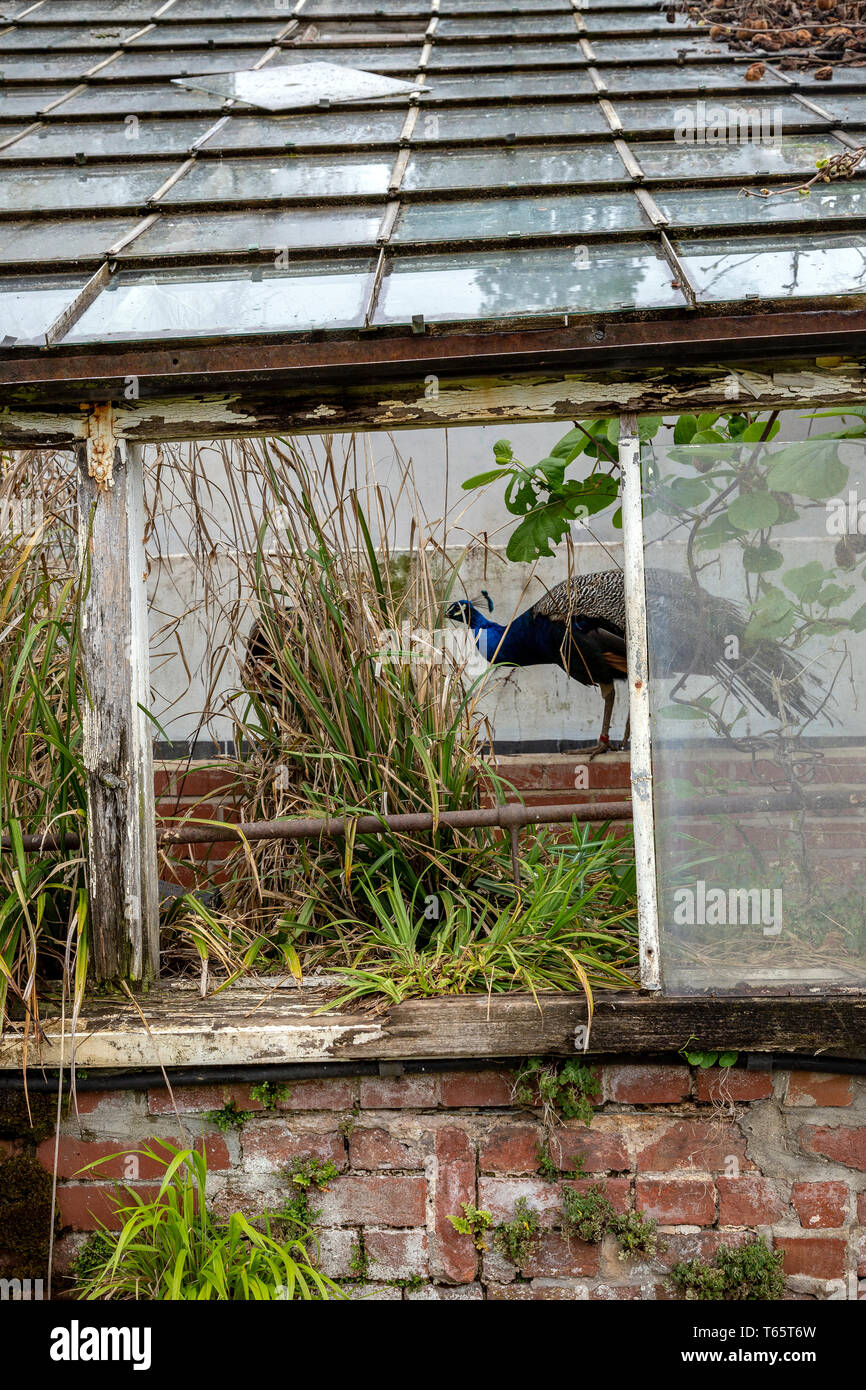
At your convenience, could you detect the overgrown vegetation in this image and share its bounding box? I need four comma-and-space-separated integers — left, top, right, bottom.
70, 1143, 342, 1300
447, 1202, 493, 1251
561, 1184, 664, 1262
279, 1155, 340, 1227
669, 1237, 785, 1301
205, 1099, 252, 1133
492, 1198, 542, 1270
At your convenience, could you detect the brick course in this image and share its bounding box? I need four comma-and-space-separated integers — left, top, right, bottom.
14, 1058, 866, 1300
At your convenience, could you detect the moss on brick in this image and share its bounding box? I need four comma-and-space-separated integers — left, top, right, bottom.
0, 1153, 59, 1279
0, 1089, 57, 1143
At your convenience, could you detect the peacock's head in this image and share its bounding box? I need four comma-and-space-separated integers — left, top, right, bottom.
445, 591, 493, 624
446, 598, 474, 624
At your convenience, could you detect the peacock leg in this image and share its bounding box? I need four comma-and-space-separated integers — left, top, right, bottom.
586, 682, 616, 759
619, 714, 631, 752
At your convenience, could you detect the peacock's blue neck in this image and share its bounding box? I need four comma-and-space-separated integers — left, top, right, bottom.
467, 607, 552, 667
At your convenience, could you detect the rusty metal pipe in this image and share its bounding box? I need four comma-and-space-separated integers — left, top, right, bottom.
1, 798, 634, 854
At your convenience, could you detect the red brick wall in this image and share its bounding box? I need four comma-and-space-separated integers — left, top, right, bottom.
41, 1061, 866, 1301
154, 754, 634, 888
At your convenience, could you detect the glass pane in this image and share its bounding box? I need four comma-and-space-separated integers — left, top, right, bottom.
412, 102, 611, 141
590, 37, 727, 60
657, 182, 866, 229
269, 46, 419, 73
582, 8, 697, 29
426, 43, 584, 68
0, 86, 82, 118
301, 0, 430, 11
127, 205, 382, 256
393, 191, 649, 243
159, 153, 392, 204
65, 258, 374, 339
0, 275, 86, 342
403, 143, 628, 192
436, 16, 578, 36
0, 161, 170, 212
175, 62, 424, 108
0, 118, 217, 160
0, 23, 140, 45
127, 21, 289, 44
47, 82, 226, 113
0, 216, 138, 263
0, 54, 99, 78
204, 110, 404, 151
600, 62, 791, 91
610, 96, 832, 135
374, 242, 686, 324
101, 48, 271, 76
28, 0, 165, 16
632, 134, 844, 179
643, 439, 866, 992
816, 96, 866, 123
421, 70, 594, 99
676, 232, 866, 302
168, 0, 315, 14
439, 0, 572, 8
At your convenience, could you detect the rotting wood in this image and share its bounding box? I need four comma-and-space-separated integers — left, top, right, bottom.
1, 985, 865, 1070
76, 426, 158, 983
1, 355, 865, 446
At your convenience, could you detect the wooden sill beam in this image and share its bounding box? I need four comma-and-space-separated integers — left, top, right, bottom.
2, 986, 864, 1069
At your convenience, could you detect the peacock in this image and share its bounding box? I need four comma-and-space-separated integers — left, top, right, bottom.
446, 567, 821, 755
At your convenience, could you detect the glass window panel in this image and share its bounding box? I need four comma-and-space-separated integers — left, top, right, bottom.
393, 190, 649, 243
643, 438, 866, 992
657, 182, 866, 228
0, 53, 99, 78
0, 23, 139, 45
269, 46, 419, 73
301, 0, 430, 11
159, 152, 392, 203
0, 216, 138, 263
127, 21, 289, 45
403, 142, 628, 192
600, 62, 790, 91
0, 85, 81, 118
398, 70, 596, 98
591, 38, 729, 60
101, 48, 271, 76
29, 0, 166, 16
128, 205, 382, 256
610, 96, 832, 134
49, 82, 226, 113
0, 161, 170, 212
582, 8, 698, 29
436, 16, 578, 36
438, 0, 571, 8
168, 0, 319, 14
816, 96, 866, 123
0, 274, 86, 342
426, 43, 584, 68
632, 134, 842, 178
65, 258, 374, 339
293, 20, 427, 37
374, 242, 685, 324
675, 232, 866, 302
206, 110, 403, 150
412, 102, 610, 141
0, 118, 217, 160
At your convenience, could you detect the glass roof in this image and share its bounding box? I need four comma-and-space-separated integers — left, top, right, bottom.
0, 0, 862, 354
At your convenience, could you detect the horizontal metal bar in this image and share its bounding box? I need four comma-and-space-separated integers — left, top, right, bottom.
1, 798, 635, 854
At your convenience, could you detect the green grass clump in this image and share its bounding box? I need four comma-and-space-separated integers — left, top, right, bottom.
670, 1237, 785, 1301
70, 1142, 342, 1300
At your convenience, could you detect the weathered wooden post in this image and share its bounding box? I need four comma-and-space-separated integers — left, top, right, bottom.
75, 405, 159, 983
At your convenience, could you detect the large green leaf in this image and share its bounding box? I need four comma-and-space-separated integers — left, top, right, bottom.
727, 492, 780, 531
765, 444, 848, 500
745, 588, 796, 642
783, 561, 825, 603
743, 542, 784, 573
